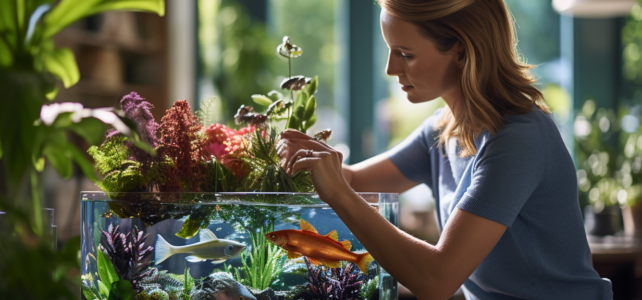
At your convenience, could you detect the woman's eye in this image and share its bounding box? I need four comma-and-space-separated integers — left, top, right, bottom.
401, 53, 413, 59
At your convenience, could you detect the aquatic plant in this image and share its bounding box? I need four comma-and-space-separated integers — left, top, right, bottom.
181, 264, 196, 300
241, 128, 314, 192
99, 224, 155, 293
87, 136, 147, 192
158, 100, 208, 192
359, 275, 379, 300
81, 249, 136, 300
290, 258, 365, 300
228, 227, 287, 290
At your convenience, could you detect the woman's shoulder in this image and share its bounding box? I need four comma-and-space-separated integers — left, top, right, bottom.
477, 106, 555, 159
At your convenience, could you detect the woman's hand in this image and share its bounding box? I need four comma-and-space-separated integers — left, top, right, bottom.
277, 129, 352, 201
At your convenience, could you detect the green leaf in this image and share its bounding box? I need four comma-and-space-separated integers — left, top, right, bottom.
304, 115, 317, 131
68, 143, 100, 181
251, 94, 273, 106
69, 117, 108, 145
43, 0, 164, 39
81, 285, 99, 300
97, 250, 119, 288
287, 115, 300, 130
267, 90, 282, 101
45, 84, 59, 100
98, 280, 109, 299
303, 96, 316, 121
34, 157, 45, 172
305, 76, 318, 96
175, 207, 214, 239
293, 105, 305, 121
294, 91, 309, 108
0, 34, 13, 67
42, 47, 79, 88
0, 1, 16, 34
43, 142, 72, 179
108, 280, 134, 300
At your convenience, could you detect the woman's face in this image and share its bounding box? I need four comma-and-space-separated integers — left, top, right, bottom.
380, 10, 462, 104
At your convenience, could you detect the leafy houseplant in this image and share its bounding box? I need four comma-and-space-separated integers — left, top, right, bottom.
574, 100, 623, 235
0, 0, 164, 298
616, 104, 642, 237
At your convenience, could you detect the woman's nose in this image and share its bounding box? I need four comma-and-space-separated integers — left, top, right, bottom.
385, 52, 402, 76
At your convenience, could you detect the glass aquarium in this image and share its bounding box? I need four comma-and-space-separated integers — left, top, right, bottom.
80, 192, 398, 300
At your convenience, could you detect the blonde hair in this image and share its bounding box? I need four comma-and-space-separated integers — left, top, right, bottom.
378, 0, 550, 157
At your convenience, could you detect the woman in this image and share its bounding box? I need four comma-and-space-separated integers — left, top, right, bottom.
277, 0, 612, 299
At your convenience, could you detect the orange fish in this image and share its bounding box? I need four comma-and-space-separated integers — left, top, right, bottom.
265, 219, 374, 275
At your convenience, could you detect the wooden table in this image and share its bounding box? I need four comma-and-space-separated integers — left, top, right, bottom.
588, 235, 642, 300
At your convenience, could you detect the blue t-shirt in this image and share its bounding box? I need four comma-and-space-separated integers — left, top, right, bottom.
388, 106, 612, 300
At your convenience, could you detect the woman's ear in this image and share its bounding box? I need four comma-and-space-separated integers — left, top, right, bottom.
454, 41, 465, 68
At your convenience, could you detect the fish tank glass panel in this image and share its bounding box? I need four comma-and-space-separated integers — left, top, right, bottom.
80, 192, 399, 300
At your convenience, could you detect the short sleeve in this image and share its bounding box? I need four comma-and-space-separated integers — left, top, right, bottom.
386, 109, 442, 185
457, 125, 549, 227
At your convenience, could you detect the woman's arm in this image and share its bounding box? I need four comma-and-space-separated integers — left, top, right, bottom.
343, 154, 418, 194
277, 131, 418, 194
278, 130, 507, 299
334, 190, 506, 300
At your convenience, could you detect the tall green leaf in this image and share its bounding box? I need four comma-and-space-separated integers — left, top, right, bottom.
43, 0, 165, 39
108, 280, 134, 300
0, 1, 16, 34
97, 250, 119, 288
98, 280, 110, 299
42, 47, 79, 88
43, 142, 72, 179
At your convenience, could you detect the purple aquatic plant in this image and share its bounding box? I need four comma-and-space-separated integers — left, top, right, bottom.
99, 224, 155, 293
295, 257, 365, 300
120, 92, 160, 148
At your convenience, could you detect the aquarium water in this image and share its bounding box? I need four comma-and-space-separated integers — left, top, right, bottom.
81, 192, 398, 300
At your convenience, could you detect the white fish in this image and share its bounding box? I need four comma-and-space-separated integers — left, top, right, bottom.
155, 229, 246, 265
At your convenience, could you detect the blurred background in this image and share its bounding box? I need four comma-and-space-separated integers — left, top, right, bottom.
4, 0, 642, 299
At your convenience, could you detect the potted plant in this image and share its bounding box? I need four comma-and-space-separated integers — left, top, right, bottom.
615, 104, 642, 238
575, 100, 623, 236
0, 0, 164, 298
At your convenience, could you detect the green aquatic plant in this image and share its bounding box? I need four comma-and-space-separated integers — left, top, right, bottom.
230, 227, 287, 290
82, 249, 136, 300
88, 136, 147, 193
181, 264, 195, 300
175, 204, 217, 239
359, 275, 379, 300
241, 128, 314, 193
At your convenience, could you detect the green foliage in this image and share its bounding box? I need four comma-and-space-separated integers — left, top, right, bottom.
623, 3, 642, 83
241, 128, 314, 193
232, 227, 286, 290
97, 249, 119, 289
360, 275, 379, 299
286, 77, 319, 133
205, 159, 239, 192
0, 212, 81, 299
89, 249, 136, 300
181, 264, 195, 300
575, 100, 621, 211
175, 205, 217, 239
88, 136, 148, 192
0, 0, 164, 299
209, 1, 280, 124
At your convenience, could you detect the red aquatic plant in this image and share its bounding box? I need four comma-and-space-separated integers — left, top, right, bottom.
203, 123, 255, 179
158, 100, 207, 191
